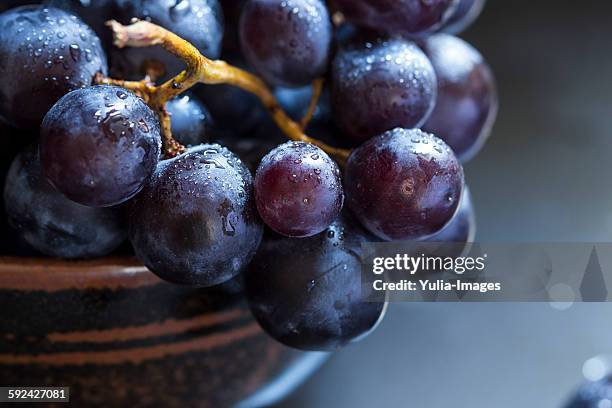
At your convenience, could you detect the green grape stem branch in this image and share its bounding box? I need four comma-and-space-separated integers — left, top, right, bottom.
95, 20, 351, 164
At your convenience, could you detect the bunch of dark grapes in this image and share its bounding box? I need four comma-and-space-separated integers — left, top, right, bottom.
0, 0, 496, 351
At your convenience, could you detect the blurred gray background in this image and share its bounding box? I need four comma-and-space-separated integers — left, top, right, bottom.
275, 1, 612, 407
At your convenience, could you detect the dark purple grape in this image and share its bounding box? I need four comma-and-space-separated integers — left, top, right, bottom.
332, 0, 458, 38
4, 144, 125, 258
127, 144, 263, 287
254, 141, 343, 238
0, 124, 42, 255
198, 83, 265, 137
344, 128, 464, 241
232, 84, 351, 171
442, 0, 485, 34
275, 85, 356, 148
422, 34, 497, 162
112, 0, 223, 80
0, 6, 108, 129
166, 93, 212, 146
44, 0, 115, 46
565, 376, 612, 408
331, 37, 437, 143
196, 55, 265, 137
333, 22, 359, 47
423, 186, 474, 243
274, 86, 315, 121
246, 212, 387, 351
40, 85, 162, 207
239, 0, 332, 87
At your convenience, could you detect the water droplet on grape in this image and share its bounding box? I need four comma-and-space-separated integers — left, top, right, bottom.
67, 44, 81, 62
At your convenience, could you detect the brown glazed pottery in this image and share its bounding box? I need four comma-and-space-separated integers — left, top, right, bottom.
0, 257, 327, 407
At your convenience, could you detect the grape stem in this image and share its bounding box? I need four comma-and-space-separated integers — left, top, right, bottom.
97, 20, 351, 164
300, 78, 324, 130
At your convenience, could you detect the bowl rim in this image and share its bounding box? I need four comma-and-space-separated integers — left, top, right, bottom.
0, 256, 161, 291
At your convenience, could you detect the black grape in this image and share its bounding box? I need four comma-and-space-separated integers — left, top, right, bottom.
344, 128, 464, 241
274, 86, 315, 121
0, 124, 40, 256
245, 212, 387, 351
239, 0, 332, 87
4, 144, 126, 259
331, 37, 437, 143
254, 141, 344, 238
332, 0, 458, 38
0, 6, 107, 129
442, 0, 485, 34
422, 34, 497, 162
166, 93, 213, 146
196, 55, 265, 137
198, 82, 264, 137
127, 144, 263, 287
40, 85, 161, 207
112, 0, 223, 80
44, 0, 115, 46
275, 85, 355, 148
423, 186, 475, 243
565, 376, 612, 408
231, 84, 354, 170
